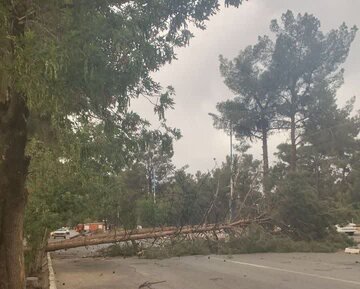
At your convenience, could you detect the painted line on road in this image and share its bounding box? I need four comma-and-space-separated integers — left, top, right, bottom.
213, 257, 360, 286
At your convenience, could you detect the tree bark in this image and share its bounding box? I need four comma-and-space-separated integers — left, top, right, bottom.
0, 2, 29, 288
290, 114, 297, 172
0, 92, 29, 289
261, 126, 269, 195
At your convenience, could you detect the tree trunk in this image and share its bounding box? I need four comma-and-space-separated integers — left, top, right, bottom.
261, 127, 269, 195
147, 161, 152, 197
290, 114, 297, 172
0, 92, 29, 289
46, 218, 271, 251
0, 3, 29, 288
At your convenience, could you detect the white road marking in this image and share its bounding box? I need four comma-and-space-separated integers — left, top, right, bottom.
213, 257, 360, 286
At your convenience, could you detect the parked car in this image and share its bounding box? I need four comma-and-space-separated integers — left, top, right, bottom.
335, 223, 357, 235
50, 227, 69, 239
63, 227, 70, 234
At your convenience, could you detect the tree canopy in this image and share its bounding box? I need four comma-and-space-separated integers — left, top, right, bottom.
0, 1, 246, 288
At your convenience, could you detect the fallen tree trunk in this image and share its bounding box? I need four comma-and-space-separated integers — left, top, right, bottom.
46, 218, 270, 251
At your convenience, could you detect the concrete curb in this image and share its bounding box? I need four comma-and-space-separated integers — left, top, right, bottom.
47, 253, 57, 289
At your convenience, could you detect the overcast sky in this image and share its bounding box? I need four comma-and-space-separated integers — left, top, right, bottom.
132, 0, 360, 173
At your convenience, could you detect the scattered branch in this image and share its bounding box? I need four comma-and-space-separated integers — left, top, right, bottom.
139, 280, 166, 289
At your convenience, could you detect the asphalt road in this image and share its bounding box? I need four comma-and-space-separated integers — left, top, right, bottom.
52, 252, 360, 289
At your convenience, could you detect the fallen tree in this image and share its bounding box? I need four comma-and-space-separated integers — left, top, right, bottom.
46, 218, 270, 251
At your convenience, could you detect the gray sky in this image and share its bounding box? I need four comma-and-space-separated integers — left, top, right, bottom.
132, 0, 360, 173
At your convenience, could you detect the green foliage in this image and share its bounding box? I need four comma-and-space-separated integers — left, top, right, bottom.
304, 93, 360, 157
12, 6, 360, 274
215, 35, 278, 140
0, 0, 246, 121
219, 225, 353, 255
103, 224, 354, 259
103, 242, 139, 258
271, 11, 357, 168
212, 36, 279, 194
137, 199, 169, 228
273, 172, 333, 240
212, 10, 359, 247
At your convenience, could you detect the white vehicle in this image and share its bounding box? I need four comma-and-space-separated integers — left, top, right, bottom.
63, 227, 70, 234
335, 223, 357, 236
50, 227, 70, 239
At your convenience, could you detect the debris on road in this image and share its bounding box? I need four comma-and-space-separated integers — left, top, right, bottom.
138, 280, 166, 289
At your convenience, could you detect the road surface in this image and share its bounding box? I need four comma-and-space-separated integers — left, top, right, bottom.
52, 251, 360, 289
